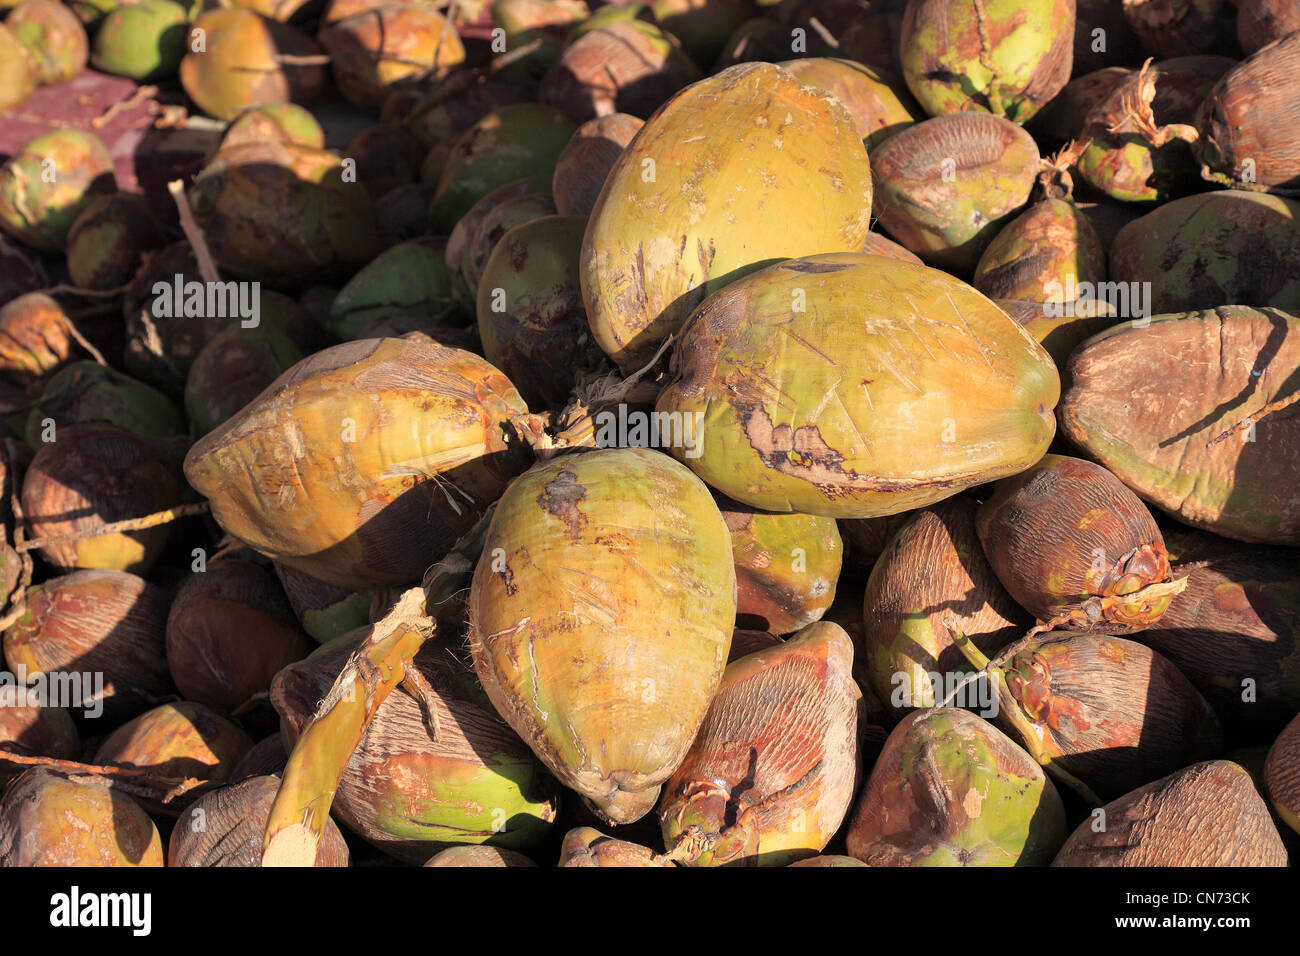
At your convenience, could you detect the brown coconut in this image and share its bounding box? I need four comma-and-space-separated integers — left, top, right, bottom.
1052, 760, 1288, 866
2, 570, 172, 722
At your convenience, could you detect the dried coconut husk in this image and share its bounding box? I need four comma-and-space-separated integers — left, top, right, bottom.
1052, 760, 1288, 866
169, 775, 350, 866
976, 454, 1184, 633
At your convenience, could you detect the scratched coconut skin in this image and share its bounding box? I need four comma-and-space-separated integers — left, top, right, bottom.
845, 706, 1066, 866
580, 61, 874, 373
900, 0, 1075, 123
184, 338, 530, 588
655, 252, 1059, 518
468, 446, 737, 825
658, 620, 861, 867
1059, 306, 1300, 544
718, 493, 842, 635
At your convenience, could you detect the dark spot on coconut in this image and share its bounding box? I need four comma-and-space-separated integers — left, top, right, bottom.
783, 261, 850, 274
498, 560, 516, 596
508, 237, 527, 272
537, 469, 587, 541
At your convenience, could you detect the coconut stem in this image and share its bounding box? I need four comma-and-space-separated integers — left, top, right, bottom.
166, 179, 221, 285
0, 751, 201, 800
1207, 390, 1300, 447
943, 620, 1102, 806
944, 618, 992, 671
16, 502, 211, 554
263, 512, 494, 866
262, 593, 433, 867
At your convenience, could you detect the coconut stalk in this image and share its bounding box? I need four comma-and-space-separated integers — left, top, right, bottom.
943, 620, 1102, 806
260, 504, 497, 867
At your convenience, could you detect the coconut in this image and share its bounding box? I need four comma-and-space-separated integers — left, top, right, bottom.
845, 707, 1067, 866
2, 570, 172, 721
272, 629, 561, 862
0, 768, 164, 866
1265, 713, 1300, 835
1075, 56, 1234, 203
557, 827, 672, 867
22, 424, 184, 574
973, 199, 1106, 305
169, 776, 350, 866
469, 447, 737, 824
976, 454, 1178, 630
1195, 32, 1300, 190
0, 129, 116, 254
900, 0, 1075, 123
1135, 550, 1300, 733
329, 238, 460, 342
319, 5, 464, 110
965, 630, 1222, 802
717, 493, 841, 635
540, 19, 701, 124
551, 113, 643, 218
870, 112, 1040, 276
475, 215, 608, 410
7, 0, 88, 85
862, 496, 1029, 717
655, 253, 1059, 518
166, 557, 314, 713
65, 193, 166, 292
92, 701, 254, 813
179, 8, 325, 121
1059, 307, 1300, 544
91, 0, 188, 81
658, 621, 861, 866
430, 104, 575, 231
1052, 761, 1288, 866
425, 845, 537, 866
188, 139, 382, 287
0, 293, 77, 396
230, 734, 288, 782
183, 338, 532, 588
583, 62, 873, 372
